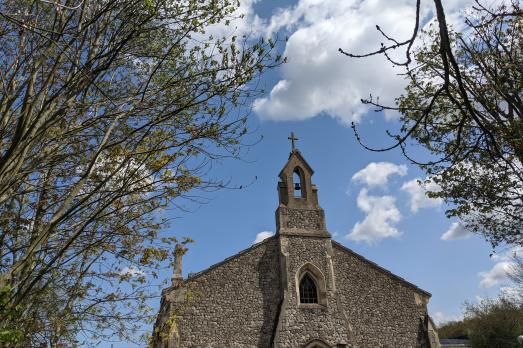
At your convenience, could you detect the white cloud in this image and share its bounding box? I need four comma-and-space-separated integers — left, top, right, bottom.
491, 246, 523, 262
346, 188, 402, 245
401, 178, 443, 213
432, 311, 462, 326
253, 0, 477, 124
253, 231, 274, 244
479, 261, 513, 288
441, 221, 473, 241
478, 246, 523, 289
205, 0, 265, 39
119, 266, 146, 278
352, 162, 407, 188
254, 0, 419, 123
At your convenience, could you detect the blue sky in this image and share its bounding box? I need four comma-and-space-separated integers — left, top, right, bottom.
106, 0, 519, 346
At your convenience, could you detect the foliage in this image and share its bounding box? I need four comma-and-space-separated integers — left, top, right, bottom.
437, 296, 523, 347
0, 286, 23, 344
341, 1, 523, 248
0, 0, 281, 345
464, 296, 523, 348
437, 320, 469, 340
508, 255, 523, 297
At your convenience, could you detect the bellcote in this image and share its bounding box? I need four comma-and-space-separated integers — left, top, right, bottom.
275, 145, 329, 237
277, 150, 318, 209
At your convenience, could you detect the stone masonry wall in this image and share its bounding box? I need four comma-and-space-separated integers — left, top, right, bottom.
332, 242, 429, 348
274, 236, 350, 348
167, 237, 281, 348
155, 236, 430, 348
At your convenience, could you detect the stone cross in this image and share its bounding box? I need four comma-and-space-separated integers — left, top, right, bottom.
288, 132, 298, 150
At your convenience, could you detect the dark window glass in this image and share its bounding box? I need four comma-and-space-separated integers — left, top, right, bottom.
299, 273, 318, 303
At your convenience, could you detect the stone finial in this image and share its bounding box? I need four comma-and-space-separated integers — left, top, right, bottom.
171, 243, 187, 287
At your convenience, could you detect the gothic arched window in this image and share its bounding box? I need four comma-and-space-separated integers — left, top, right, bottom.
299, 273, 318, 304
296, 263, 327, 306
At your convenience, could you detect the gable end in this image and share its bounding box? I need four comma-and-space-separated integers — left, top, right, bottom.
332, 241, 431, 297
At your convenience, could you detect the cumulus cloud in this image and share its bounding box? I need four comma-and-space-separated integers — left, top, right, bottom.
401, 178, 443, 212
441, 221, 473, 241
253, 0, 475, 123
352, 162, 407, 188
479, 261, 513, 288
205, 0, 265, 39
346, 188, 402, 245
478, 246, 523, 288
254, 0, 417, 123
253, 231, 274, 244
491, 246, 523, 262
432, 311, 462, 326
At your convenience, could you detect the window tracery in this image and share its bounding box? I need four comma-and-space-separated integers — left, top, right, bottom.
299, 273, 318, 304
296, 263, 327, 306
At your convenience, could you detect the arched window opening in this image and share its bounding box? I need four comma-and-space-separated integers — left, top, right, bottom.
296, 263, 327, 306
303, 340, 331, 348
299, 273, 318, 304
293, 168, 304, 198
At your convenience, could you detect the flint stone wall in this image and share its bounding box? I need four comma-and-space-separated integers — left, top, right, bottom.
156, 237, 430, 348
273, 236, 350, 348
332, 242, 429, 348
169, 237, 281, 348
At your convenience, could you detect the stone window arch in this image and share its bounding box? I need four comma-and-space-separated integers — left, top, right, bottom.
292, 166, 306, 198
296, 263, 327, 306
303, 339, 330, 348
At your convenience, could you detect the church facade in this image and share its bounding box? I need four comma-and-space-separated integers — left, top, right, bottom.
153, 146, 439, 348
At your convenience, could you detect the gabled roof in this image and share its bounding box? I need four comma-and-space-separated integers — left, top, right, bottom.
278, 149, 314, 177
185, 235, 277, 282
332, 240, 431, 297
181, 236, 430, 298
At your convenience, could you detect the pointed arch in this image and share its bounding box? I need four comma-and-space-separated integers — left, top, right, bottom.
292, 166, 306, 198
303, 339, 330, 348
295, 262, 327, 306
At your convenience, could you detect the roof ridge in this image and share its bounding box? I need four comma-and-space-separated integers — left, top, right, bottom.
332, 240, 431, 297
182, 237, 430, 298
185, 235, 276, 281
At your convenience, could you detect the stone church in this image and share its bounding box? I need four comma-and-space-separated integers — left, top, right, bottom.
153, 139, 439, 348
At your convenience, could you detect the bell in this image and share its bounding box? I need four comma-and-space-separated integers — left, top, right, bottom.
294, 182, 301, 191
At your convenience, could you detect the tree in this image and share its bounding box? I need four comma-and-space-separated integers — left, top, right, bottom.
340, 1, 523, 247
437, 320, 469, 340
436, 296, 523, 347
508, 255, 523, 298
0, 0, 281, 345
464, 296, 523, 348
